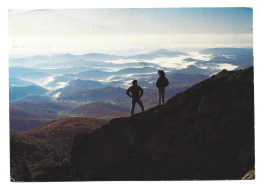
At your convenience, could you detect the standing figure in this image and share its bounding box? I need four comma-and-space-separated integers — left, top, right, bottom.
156, 70, 169, 105
126, 80, 145, 115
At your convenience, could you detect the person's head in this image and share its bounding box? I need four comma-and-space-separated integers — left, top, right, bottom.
158, 70, 165, 77
132, 80, 138, 86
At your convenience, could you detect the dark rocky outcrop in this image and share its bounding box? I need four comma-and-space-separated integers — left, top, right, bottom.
37, 66, 254, 181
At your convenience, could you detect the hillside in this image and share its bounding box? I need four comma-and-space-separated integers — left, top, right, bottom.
14, 95, 52, 102
9, 67, 50, 81
9, 101, 75, 132
9, 78, 36, 87
53, 86, 189, 108
36, 66, 254, 181
17, 117, 108, 153
61, 102, 130, 120
52, 79, 105, 94
9, 101, 72, 120
9, 85, 48, 101
139, 72, 209, 89
10, 116, 51, 132
10, 107, 54, 132
10, 117, 108, 180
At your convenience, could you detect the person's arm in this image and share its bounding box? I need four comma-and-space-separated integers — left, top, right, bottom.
126, 87, 132, 97
165, 77, 169, 87
139, 87, 144, 98
156, 78, 160, 88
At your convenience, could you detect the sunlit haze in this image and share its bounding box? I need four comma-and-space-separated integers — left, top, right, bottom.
9, 8, 253, 57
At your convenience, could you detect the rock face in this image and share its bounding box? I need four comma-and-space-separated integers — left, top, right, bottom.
38, 67, 255, 181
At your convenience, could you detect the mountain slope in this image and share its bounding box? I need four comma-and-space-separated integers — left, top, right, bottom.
53, 85, 190, 110
51, 79, 106, 96
199, 48, 253, 56
199, 48, 253, 69
10, 85, 48, 101
11, 117, 108, 180
139, 72, 208, 89
9, 67, 50, 81
15, 95, 52, 102
61, 102, 130, 120
10, 107, 52, 132
73, 66, 255, 180
36, 66, 254, 181
10, 117, 51, 132
10, 101, 72, 120
9, 78, 36, 87
18, 117, 108, 154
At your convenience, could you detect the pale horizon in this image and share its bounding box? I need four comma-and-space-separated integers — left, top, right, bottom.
9, 8, 253, 58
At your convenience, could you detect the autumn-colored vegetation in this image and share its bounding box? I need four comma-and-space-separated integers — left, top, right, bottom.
62, 102, 130, 120
10, 117, 108, 181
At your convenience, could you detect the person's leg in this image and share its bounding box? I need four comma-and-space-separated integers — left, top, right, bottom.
161, 87, 165, 105
157, 88, 162, 105
136, 98, 144, 112
131, 98, 136, 115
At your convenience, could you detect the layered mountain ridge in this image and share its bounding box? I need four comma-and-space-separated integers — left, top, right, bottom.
36, 66, 254, 181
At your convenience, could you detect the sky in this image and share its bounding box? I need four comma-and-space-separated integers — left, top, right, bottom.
8, 8, 253, 57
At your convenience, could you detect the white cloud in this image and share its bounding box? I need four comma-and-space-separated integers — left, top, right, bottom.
42, 76, 55, 85
46, 81, 69, 91
56, 82, 69, 89
148, 56, 196, 69
53, 92, 61, 98
187, 52, 213, 61
212, 63, 238, 71
106, 55, 197, 70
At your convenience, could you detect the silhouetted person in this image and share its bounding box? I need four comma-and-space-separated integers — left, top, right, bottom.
156, 70, 169, 105
126, 80, 144, 115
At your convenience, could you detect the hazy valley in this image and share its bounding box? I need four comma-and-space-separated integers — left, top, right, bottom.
9, 47, 254, 181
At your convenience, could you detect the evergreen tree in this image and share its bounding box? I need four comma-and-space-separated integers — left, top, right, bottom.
13, 159, 32, 181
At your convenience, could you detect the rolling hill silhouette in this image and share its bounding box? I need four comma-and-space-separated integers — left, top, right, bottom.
35, 66, 254, 181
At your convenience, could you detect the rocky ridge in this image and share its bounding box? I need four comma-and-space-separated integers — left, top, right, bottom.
36, 66, 254, 181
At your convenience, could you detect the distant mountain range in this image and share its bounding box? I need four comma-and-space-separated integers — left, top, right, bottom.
9, 48, 254, 181
50, 79, 106, 97
9, 100, 75, 132
51, 86, 190, 107
9, 85, 190, 132
61, 102, 130, 120
199, 48, 253, 69
9, 67, 50, 81
9, 49, 188, 66
15, 95, 52, 102
35, 66, 254, 181
10, 101, 72, 120
127, 49, 188, 60
9, 47, 254, 133
10, 85, 48, 101
9, 48, 253, 93
199, 48, 253, 56
10, 78, 36, 87
139, 72, 209, 89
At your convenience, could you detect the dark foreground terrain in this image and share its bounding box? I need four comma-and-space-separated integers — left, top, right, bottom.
33, 67, 254, 181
